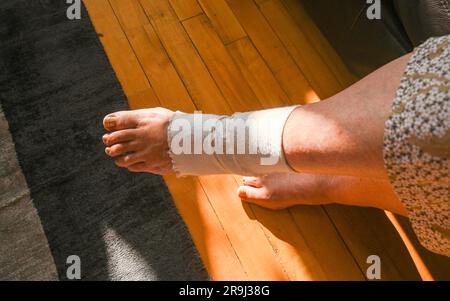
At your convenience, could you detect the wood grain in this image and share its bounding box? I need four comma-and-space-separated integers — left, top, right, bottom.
168, 0, 203, 21
198, 0, 247, 44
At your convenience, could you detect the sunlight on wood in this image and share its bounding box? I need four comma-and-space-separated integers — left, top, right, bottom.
304, 89, 321, 104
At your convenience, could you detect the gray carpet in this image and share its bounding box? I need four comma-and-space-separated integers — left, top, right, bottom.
0, 0, 208, 280
0, 106, 58, 281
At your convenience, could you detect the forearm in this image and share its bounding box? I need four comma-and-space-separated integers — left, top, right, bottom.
283, 53, 412, 179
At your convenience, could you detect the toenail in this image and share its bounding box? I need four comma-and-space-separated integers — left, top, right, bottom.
104, 118, 116, 128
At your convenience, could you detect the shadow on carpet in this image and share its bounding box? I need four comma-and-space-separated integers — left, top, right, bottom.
0, 0, 207, 280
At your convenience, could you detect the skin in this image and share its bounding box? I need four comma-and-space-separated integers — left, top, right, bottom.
103, 107, 174, 174
282, 54, 412, 179
238, 174, 407, 216
102, 54, 412, 216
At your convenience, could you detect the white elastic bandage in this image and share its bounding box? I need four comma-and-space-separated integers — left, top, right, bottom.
167, 106, 299, 176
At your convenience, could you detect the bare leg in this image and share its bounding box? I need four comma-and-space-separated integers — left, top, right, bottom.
283, 54, 411, 179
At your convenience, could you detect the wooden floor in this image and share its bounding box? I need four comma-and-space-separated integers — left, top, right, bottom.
85, 0, 450, 280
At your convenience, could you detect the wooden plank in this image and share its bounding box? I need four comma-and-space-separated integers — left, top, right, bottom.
289, 206, 365, 280
386, 212, 433, 280
280, 0, 356, 88
127, 89, 161, 109
225, 0, 319, 104
182, 14, 259, 112
390, 214, 450, 280
110, 0, 150, 29
257, 0, 355, 88
139, 0, 231, 115
165, 175, 248, 280
197, 0, 247, 44
168, 0, 203, 21
84, 0, 159, 104
258, 0, 342, 99
199, 175, 288, 280
360, 209, 421, 280
325, 205, 421, 280
227, 38, 290, 108
247, 205, 328, 280
232, 178, 331, 280
110, 0, 193, 111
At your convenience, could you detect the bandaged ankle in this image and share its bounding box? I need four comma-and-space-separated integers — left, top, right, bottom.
167, 106, 299, 176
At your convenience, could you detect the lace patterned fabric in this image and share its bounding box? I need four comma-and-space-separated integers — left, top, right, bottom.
384, 35, 450, 257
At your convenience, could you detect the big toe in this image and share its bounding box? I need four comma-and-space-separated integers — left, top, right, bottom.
103, 111, 139, 132
237, 186, 270, 200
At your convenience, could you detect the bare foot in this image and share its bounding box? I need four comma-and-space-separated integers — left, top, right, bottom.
237, 173, 334, 210
238, 173, 408, 215
102, 108, 174, 174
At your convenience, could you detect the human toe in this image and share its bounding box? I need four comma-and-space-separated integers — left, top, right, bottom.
103, 129, 137, 146
242, 176, 264, 188
237, 186, 270, 200
103, 111, 139, 131
114, 153, 144, 168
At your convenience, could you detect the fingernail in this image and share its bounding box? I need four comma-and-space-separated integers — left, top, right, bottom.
105, 148, 110, 155
102, 134, 109, 143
